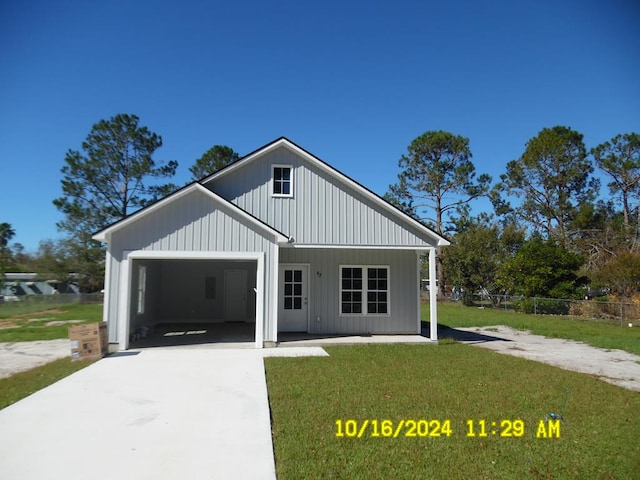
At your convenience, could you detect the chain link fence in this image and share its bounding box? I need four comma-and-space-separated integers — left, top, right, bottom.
0, 293, 103, 317
464, 294, 639, 326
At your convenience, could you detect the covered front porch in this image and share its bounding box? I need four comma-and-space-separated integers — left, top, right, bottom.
276, 246, 440, 342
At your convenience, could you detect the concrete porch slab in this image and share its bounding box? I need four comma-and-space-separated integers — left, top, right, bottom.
276, 333, 436, 347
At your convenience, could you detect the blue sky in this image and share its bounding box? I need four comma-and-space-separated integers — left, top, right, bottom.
1, 0, 638, 252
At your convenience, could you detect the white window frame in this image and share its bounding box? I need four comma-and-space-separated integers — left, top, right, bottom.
339, 265, 390, 316
272, 164, 294, 198
136, 265, 146, 315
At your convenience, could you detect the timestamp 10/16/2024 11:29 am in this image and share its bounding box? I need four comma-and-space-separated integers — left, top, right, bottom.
335, 419, 561, 439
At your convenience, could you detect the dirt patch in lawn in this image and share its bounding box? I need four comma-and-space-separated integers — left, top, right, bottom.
21, 308, 66, 316
446, 325, 640, 392
4, 309, 67, 320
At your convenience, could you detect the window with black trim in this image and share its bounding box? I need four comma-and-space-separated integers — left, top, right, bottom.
340, 266, 389, 315
341, 267, 363, 314
367, 268, 388, 314
272, 165, 293, 196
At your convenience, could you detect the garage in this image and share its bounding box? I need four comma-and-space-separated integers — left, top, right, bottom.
127, 258, 258, 348
115, 250, 267, 350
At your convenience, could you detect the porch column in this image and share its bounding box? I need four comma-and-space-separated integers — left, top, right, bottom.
429, 247, 438, 341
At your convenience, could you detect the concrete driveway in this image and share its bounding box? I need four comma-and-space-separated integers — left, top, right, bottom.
0, 346, 327, 480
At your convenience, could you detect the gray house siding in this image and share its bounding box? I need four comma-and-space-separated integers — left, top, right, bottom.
103, 187, 278, 345
205, 145, 436, 247
111, 188, 276, 252
279, 247, 419, 335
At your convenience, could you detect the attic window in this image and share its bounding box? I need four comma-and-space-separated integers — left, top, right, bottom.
272, 165, 293, 197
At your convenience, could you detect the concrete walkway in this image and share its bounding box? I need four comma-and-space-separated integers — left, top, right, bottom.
0, 346, 327, 480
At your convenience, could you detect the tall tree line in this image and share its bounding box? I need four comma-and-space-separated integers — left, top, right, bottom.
388, 128, 640, 301
3, 116, 638, 300
2, 114, 239, 293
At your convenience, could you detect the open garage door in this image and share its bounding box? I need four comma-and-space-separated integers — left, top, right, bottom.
120, 253, 263, 349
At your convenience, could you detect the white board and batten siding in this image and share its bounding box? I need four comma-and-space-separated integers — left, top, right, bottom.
204, 144, 438, 248
280, 248, 419, 335
102, 186, 279, 344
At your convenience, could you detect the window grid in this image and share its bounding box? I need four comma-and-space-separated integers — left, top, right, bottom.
341, 267, 362, 314
283, 269, 303, 310
273, 165, 292, 196
340, 265, 389, 316
367, 268, 388, 314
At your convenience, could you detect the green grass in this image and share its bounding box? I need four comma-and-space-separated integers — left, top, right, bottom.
266, 343, 640, 479
0, 296, 86, 318
0, 357, 95, 410
427, 302, 640, 356
0, 303, 103, 343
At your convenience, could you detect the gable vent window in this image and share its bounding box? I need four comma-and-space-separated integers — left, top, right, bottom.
340, 265, 390, 316
272, 165, 293, 197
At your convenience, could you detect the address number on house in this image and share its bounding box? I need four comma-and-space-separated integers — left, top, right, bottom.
335, 419, 453, 438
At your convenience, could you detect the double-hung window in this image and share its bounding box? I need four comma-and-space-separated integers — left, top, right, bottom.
272, 165, 293, 197
340, 266, 389, 315
340, 267, 363, 314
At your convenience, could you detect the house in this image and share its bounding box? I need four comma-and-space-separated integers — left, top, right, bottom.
0, 273, 80, 300
92, 137, 449, 349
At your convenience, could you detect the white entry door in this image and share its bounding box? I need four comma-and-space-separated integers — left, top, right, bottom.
225, 270, 248, 322
278, 265, 309, 332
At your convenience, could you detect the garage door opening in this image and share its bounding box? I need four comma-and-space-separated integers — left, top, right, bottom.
127, 258, 258, 348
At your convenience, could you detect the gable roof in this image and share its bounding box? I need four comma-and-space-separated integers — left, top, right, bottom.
92, 183, 289, 243
201, 137, 450, 247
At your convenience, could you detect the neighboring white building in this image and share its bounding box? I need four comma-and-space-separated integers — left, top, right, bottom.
93, 137, 449, 349
0, 273, 80, 299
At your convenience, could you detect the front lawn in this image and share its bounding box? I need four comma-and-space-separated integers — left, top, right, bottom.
265, 343, 640, 479
0, 357, 96, 410
0, 303, 103, 343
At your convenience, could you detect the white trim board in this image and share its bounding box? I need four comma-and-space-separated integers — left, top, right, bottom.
286, 244, 435, 250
